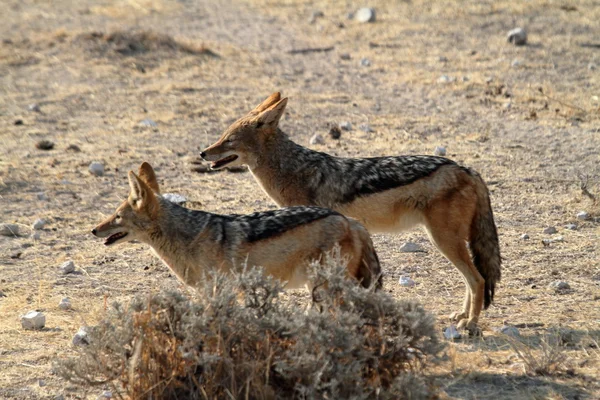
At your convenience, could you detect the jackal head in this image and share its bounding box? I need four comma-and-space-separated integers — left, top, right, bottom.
92, 162, 161, 246
201, 92, 288, 170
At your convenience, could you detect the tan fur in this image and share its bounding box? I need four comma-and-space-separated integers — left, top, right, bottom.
92, 162, 382, 292
201, 93, 502, 333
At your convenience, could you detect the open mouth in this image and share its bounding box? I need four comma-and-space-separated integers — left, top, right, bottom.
104, 232, 128, 246
211, 155, 238, 170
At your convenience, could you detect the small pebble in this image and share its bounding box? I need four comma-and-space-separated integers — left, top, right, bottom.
434, 146, 446, 156
507, 27, 527, 45
89, 162, 104, 177
59, 297, 72, 310
339, 53, 351, 60
14, 119, 24, 126
496, 325, 521, 337
0, 223, 22, 237
28, 103, 41, 112
543, 226, 557, 234
340, 121, 352, 131
66, 144, 81, 152
97, 391, 112, 399
399, 242, 425, 253
576, 211, 589, 221
438, 56, 448, 62
31, 232, 41, 241
21, 311, 46, 330
60, 260, 75, 274
329, 126, 342, 139
588, 63, 597, 71
398, 276, 416, 287
360, 58, 371, 67
355, 7, 376, 23
520, 233, 529, 240
565, 223, 577, 231
358, 123, 374, 133
38, 379, 46, 387
309, 133, 325, 145
549, 281, 570, 290
35, 140, 54, 150
461, 76, 470, 82
162, 193, 187, 204
37, 192, 48, 201
443, 325, 462, 340
72, 327, 90, 346
308, 10, 324, 24
437, 75, 452, 83
511, 59, 521, 67
139, 118, 158, 128
32, 219, 46, 230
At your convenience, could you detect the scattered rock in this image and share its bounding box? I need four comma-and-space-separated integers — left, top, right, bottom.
38, 379, 46, 387
88, 162, 104, 177
329, 126, 342, 139
309, 133, 325, 145
72, 327, 90, 346
0, 223, 22, 237
438, 56, 448, 62
14, 119, 24, 126
339, 53, 351, 60
360, 57, 371, 67
59, 297, 72, 310
496, 325, 521, 337
565, 223, 577, 231
55, 395, 65, 400
576, 211, 589, 221
399, 242, 425, 253
589, 63, 597, 71
37, 192, 48, 201
443, 325, 462, 340
507, 27, 527, 45
162, 193, 187, 204
31, 232, 41, 241
32, 219, 46, 230
434, 146, 446, 156
60, 260, 75, 274
543, 226, 557, 234
358, 123, 374, 133
511, 59, 521, 68
355, 7, 376, 23
437, 75, 453, 83
0, 290, 5, 298
461, 76, 470, 82
10, 251, 22, 259
340, 121, 352, 131
398, 276, 416, 287
97, 390, 112, 399
520, 233, 530, 240
139, 118, 158, 128
28, 103, 41, 112
542, 236, 564, 246
308, 10, 324, 24
549, 281, 570, 291
21, 311, 46, 330
66, 144, 81, 152
35, 140, 54, 150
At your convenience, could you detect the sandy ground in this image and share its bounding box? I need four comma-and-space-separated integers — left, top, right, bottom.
1, 0, 599, 398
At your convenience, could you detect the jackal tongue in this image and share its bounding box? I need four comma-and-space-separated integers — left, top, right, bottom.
211, 155, 238, 169
104, 232, 127, 246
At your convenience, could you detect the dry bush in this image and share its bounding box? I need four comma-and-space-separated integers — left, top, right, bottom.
55, 255, 443, 399
507, 333, 570, 376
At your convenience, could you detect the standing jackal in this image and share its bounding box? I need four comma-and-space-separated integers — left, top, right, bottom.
92, 162, 381, 291
201, 93, 501, 333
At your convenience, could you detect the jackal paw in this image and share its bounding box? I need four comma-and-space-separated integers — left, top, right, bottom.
449, 311, 468, 322
457, 318, 482, 336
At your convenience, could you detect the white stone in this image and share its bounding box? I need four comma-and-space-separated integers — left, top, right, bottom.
73, 327, 90, 346
520, 233, 529, 240
507, 28, 527, 45
162, 193, 187, 204
0, 223, 21, 237
434, 146, 446, 156
355, 7, 376, 23
32, 219, 46, 230
398, 276, 416, 287
139, 118, 158, 128
21, 311, 46, 330
497, 325, 520, 337
309, 133, 325, 145
565, 224, 577, 230
340, 121, 352, 131
576, 211, 589, 221
549, 281, 570, 290
437, 75, 453, 83
511, 59, 521, 67
360, 58, 371, 67
59, 297, 72, 310
399, 242, 425, 253
88, 162, 104, 177
60, 260, 75, 274
443, 325, 461, 340
97, 390, 112, 399
358, 123, 374, 133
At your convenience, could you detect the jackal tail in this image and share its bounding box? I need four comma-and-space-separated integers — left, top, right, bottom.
470, 173, 501, 309
356, 225, 383, 289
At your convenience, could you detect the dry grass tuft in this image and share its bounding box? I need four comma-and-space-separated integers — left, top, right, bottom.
506, 333, 570, 377
55, 256, 443, 399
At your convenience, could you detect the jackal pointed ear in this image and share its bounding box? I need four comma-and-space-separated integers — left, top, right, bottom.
255, 97, 288, 128
248, 92, 281, 116
138, 162, 160, 194
128, 171, 155, 212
